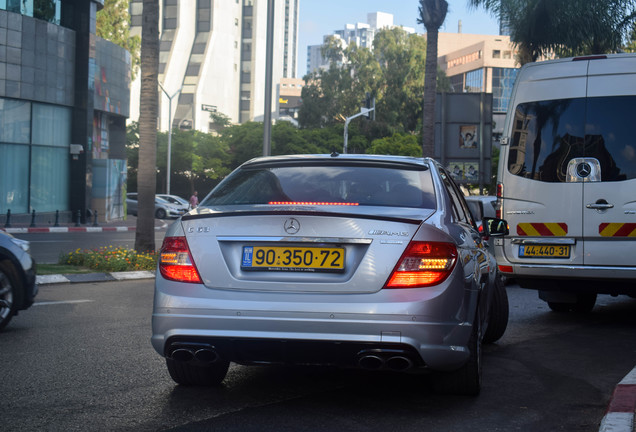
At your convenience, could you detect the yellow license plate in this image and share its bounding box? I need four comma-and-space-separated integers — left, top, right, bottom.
242, 246, 345, 272
519, 244, 570, 258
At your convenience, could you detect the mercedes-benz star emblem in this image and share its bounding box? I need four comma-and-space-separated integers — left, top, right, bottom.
576, 162, 592, 178
284, 218, 300, 234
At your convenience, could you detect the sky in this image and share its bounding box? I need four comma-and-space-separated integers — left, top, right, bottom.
297, 0, 501, 77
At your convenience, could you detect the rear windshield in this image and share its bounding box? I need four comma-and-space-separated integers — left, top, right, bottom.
202, 163, 436, 209
508, 96, 636, 182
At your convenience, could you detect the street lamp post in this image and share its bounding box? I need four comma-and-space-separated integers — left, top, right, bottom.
158, 82, 181, 195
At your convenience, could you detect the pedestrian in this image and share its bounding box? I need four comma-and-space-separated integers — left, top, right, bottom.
189, 191, 198, 209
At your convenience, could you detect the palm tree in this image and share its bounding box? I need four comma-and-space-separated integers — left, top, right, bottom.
468, 0, 636, 64
418, 0, 448, 158
135, 0, 159, 253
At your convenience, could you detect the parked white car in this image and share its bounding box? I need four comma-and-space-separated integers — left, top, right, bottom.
157, 194, 190, 213
126, 193, 187, 219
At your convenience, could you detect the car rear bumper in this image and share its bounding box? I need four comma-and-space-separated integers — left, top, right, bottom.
21, 262, 38, 309
500, 262, 636, 280
151, 279, 477, 372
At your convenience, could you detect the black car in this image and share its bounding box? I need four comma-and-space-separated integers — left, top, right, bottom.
0, 230, 37, 330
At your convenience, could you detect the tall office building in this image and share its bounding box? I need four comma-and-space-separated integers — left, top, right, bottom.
129, 0, 299, 130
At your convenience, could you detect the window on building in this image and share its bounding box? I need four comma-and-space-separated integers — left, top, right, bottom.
0, 99, 71, 213
492, 67, 518, 113
0, 99, 31, 144
493, 50, 501, 59
0, 143, 29, 213
465, 69, 484, 93
1, 0, 61, 24
503, 50, 512, 59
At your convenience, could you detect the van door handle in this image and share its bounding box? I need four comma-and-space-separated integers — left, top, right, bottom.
586, 199, 614, 210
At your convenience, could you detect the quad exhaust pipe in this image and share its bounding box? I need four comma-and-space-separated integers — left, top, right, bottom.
168, 345, 220, 364
357, 350, 416, 371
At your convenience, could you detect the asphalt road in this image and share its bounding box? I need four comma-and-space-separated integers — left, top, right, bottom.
2, 281, 635, 431
12, 230, 169, 264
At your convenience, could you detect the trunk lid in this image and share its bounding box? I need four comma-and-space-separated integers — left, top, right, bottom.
181, 208, 429, 294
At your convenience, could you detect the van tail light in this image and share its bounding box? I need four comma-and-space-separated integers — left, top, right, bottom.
384, 241, 457, 289
498, 265, 513, 274
159, 236, 202, 283
496, 182, 503, 219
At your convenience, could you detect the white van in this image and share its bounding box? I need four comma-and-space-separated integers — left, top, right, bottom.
495, 54, 636, 312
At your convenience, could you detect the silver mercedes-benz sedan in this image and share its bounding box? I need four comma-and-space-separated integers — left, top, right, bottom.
152, 154, 509, 395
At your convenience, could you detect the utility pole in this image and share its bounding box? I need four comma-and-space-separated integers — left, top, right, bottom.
158, 82, 181, 195
263, 0, 275, 156
343, 94, 375, 154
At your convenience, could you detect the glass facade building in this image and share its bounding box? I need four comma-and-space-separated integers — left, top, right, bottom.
492, 67, 518, 113
0, 0, 129, 224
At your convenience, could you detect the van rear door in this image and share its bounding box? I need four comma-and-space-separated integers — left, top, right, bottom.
500, 60, 588, 266
582, 58, 636, 267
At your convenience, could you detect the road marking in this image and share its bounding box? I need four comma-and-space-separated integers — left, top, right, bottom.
33, 300, 94, 306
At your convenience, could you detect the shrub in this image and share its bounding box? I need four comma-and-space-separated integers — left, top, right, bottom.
60, 246, 157, 272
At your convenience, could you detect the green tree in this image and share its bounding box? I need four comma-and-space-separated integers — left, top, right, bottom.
34, 0, 56, 22
156, 130, 231, 195
625, 22, 636, 51
373, 28, 427, 133
126, 121, 140, 192
299, 27, 435, 140
135, 0, 159, 253
418, 0, 448, 158
96, 0, 141, 79
367, 133, 422, 157
469, 0, 636, 64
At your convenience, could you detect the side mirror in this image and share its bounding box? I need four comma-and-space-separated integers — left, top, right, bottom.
482, 217, 509, 237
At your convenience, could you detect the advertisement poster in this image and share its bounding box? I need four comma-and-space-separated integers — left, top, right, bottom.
459, 125, 478, 149
447, 162, 479, 182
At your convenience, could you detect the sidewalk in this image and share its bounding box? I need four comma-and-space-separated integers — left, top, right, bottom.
36, 270, 155, 286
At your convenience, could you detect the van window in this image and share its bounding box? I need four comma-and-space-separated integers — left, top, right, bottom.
507, 96, 636, 182
585, 96, 636, 181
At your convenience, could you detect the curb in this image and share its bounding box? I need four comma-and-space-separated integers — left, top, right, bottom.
36, 271, 155, 285
599, 367, 636, 432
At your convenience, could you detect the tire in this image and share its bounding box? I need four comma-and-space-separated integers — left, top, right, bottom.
0, 261, 22, 331
155, 208, 167, 219
166, 358, 230, 386
572, 293, 597, 313
432, 313, 482, 396
483, 275, 509, 344
547, 301, 570, 312
548, 293, 596, 313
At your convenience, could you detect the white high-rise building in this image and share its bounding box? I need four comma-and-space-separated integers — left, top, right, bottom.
129, 0, 299, 131
306, 11, 414, 75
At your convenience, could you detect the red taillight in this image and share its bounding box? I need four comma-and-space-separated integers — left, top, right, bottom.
498, 265, 513, 274
496, 182, 503, 219
269, 201, 359, 206
159, 236, 202, 283
384, 242, 457, 289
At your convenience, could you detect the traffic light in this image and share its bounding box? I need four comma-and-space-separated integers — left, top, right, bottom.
364, 92, 375, 121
